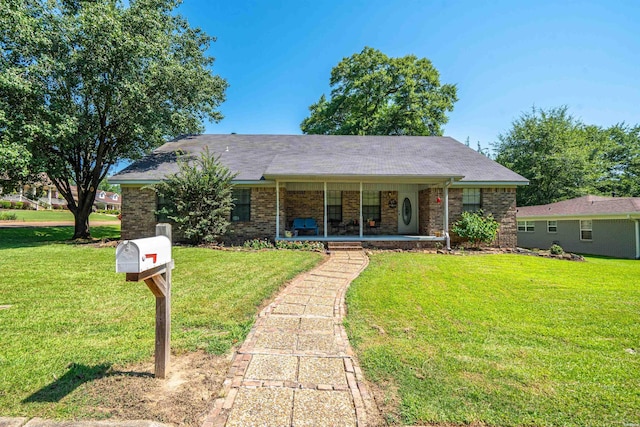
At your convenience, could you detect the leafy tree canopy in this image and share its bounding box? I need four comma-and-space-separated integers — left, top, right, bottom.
494, 106, 640, 206
153, 148, 236, 245
300, 47, 458, 136
494, 106, 589, 206
0, 0, 227, 238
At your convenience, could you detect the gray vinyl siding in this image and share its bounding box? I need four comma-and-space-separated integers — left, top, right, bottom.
517, 219, 636, 259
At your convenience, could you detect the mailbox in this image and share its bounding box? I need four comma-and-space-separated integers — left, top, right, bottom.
116, 236, 172, 273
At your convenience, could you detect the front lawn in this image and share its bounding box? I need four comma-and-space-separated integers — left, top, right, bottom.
0, 209, 119, 222
345, 253, 640, 426
0, 226, 322, 418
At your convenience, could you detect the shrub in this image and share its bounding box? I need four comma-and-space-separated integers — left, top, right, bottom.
0, 212, 17, 220
243, 238, 274, 250
14, 202, 23, 210
152, 148, 237, 245
451, 210, 499, 247
550, 244, 564, 255
0, 201, 11, 209
275, 240, 325, 251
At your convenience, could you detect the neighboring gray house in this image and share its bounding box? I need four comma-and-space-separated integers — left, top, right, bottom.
110, 134, 528, 248
517, 195, 640, 259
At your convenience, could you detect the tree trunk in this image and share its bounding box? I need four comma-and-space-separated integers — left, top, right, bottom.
72, 204, 92, 239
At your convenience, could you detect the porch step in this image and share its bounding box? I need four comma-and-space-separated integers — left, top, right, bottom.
327, 241, 363, 251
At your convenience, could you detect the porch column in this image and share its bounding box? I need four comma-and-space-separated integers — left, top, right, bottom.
444, 180, 451, 250
323, 182, 328, 238
359, 182, 363, 238
48, 188, 52, 210
275, 180, 280, 240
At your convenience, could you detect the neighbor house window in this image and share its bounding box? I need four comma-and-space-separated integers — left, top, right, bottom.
580, 219, 592, 241
463, 188, 481, 212
547, 220, 557, 233
231, 188, 251, 222
327, 190, 342, 222
362, 191, 381, 222
517, 221, 535, 232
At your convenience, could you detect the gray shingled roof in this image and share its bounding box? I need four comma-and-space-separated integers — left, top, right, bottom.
517, 195, 640, 218
110, 134, 528, 183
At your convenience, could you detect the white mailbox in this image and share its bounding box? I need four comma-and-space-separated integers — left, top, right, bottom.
116, 236, 172, 273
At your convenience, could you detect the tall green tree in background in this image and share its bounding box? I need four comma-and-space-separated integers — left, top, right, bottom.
495, 107, 589, 206
0, 0, 227, 238
495, 106, 640, 206
592, 123, 640, 197
301, 47, 458, 136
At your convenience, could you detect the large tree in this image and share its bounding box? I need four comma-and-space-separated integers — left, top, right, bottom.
494, 106, 591, 206
300, 47, 458, 136
0, 0, 227, 238
495, 106, 640, 206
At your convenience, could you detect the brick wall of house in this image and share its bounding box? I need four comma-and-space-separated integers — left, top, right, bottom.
229, 187, 280, 240
341, 191, 359, 225
285, 190, 325, 235
418, 188, 463, 236
121, 186, 157, 240
119, 185, 518, 247
380, 191, 398, 234
481, 188, 517, 248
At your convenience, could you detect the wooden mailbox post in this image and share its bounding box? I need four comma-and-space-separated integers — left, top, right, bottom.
116, 224, 174, 379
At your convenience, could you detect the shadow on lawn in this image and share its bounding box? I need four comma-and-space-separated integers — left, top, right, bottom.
23, 363, 152, 403
0, 226, 120, 249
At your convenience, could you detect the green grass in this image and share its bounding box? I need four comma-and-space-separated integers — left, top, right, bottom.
0, 209, 119, 222
345, 253, 640, 426
0, 226, 322, 418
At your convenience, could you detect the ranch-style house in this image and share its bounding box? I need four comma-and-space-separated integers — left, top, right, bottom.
110, 134, 529, 249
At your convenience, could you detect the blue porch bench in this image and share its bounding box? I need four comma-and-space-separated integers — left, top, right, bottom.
291, 217, 319, 235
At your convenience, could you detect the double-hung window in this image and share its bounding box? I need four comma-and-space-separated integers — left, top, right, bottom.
517, 221, 535, 232
547, 220, 557, 233
462, 188, 481, 212
327, 191, 342, 223
580, 220, 592, 241
231, 189, 251, 222
362, 191, 381, 222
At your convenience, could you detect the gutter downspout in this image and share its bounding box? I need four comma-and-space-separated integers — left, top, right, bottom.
275, 180, 280, 240
444, 178, 453, 251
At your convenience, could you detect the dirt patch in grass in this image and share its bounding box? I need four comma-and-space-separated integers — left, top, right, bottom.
365, 378, 401, 426
82, 351, 231, 426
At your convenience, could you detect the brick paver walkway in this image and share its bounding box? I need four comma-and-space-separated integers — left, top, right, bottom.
203, 250, 375, 427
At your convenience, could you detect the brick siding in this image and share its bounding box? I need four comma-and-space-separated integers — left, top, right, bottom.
481, 188, 517, 248
119, 185, 518, 247
121, 186, 156, 240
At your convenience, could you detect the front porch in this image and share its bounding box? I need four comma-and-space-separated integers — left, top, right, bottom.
271, 180, 456, 249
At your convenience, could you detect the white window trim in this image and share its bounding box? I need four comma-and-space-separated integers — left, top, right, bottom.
580, 220, 593, 241
517, 220, 535, 232
547, 220, 557, 233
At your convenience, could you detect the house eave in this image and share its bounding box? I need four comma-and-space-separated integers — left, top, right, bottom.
111, 178, 276, 186
452, 181, 529, 187
516, 213, 640, 221
262, 174, 464, 184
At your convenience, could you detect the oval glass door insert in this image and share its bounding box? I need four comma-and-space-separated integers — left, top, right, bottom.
402, 197, 412, 225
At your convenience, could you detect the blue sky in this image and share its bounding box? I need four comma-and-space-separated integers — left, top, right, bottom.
176, 0, 638, 152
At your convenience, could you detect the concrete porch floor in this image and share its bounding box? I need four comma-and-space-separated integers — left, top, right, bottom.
277, 234, 447, 242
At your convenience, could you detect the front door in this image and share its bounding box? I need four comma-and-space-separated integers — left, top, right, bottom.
398, 192, 418, 234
